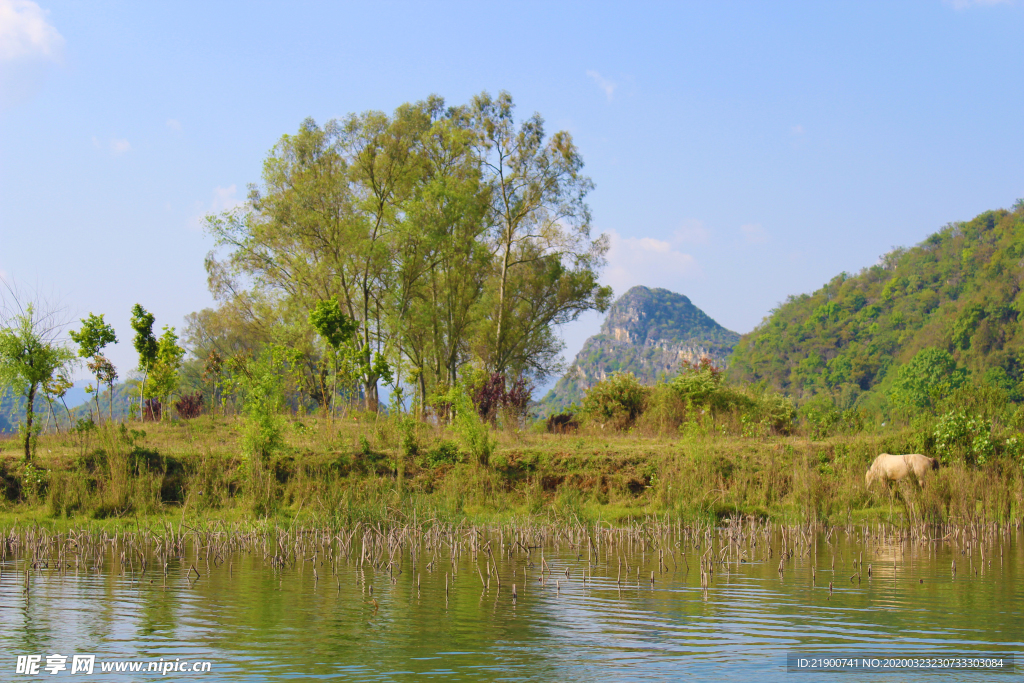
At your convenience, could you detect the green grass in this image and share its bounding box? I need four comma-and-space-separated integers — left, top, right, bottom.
1, 412, 1021, 528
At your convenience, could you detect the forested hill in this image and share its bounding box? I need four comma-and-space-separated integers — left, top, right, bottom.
540, 286, 739, 414
0, 383, 136, 433
727, 203, 1024, 405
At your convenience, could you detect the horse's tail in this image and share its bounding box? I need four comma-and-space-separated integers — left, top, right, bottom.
931, 457, 940, 471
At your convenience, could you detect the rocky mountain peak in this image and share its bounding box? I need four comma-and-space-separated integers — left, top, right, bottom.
539, 286, 739, 415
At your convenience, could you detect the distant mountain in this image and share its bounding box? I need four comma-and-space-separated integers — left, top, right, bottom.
539, 286, 740, 415
727, 204, 1024, 403
0, 391, 66, 434
63, 380, 93, 409
0, 381, 137, 433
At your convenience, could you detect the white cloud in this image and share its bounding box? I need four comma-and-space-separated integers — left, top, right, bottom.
190, 185, 244, 231
110, 138, 131, 155
586, 70, 617, 101
0, 0, 63, 62
673, 218, 710, 245
740, 223, 768, 245
92, 136, 132, 155
166, 118, 182, 131
603, 229, 701, 294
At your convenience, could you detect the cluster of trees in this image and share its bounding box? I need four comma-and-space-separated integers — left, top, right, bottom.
1, 92, 612, 456
728, 202, 1024, 411
0, 285, 187, 460
193, 91, 611, 415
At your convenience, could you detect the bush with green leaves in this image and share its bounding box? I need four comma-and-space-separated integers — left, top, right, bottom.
934, 409, 993, 465
800, 395, 842, 439
398, 416, 419, 458
436, 384, 495, 466
1003, 435, 1022, 464
750, 391, 796, 435
670, 357, 725, 405
423, 440, 462, 467
229, 348, 287, 461
669, 357, 762, 422
888, 347, 967, 413
800, 394, 862, 439
937, 382, 1012, 425
581, 372, 649, 428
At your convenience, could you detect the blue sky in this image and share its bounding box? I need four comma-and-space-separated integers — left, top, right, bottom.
2, 0, 1023, 392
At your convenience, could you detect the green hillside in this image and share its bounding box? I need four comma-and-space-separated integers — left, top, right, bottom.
0, 382, 138, 434
728, 202, 1024, 407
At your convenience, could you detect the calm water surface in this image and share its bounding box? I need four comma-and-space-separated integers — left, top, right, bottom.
1, 521, 1021, 681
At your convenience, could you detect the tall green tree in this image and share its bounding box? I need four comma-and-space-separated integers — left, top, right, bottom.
69, 313, 117, 423
148, 326, 185, 419
130, 304, 158, 420
0, 299, 76, 461
207, 105, 430, 411
90, 355, 118, 422
334, 103, 429, 410
201, 93, 611, 414
397, 105, 491, 409
471, 91, 611, 379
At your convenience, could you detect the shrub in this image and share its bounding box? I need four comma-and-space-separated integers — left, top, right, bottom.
934, 409, 993, 465
799, 394, 862, 438
888, 347, 967, 413
637, 385, 689, 433
670, 357, 723, 404
671, 357, 752, 411
581, 372, 649, 429
470, 371, 533, 427
546, 412, 579, 434
229, 349, 287, 461
441, 384, 496, 466
751, 391, 796, 435
399, 417, 419, 458
143, 399, 161, 422
472, 372, 506, 422
424, 440, 462, 467
174, 391, 204, 420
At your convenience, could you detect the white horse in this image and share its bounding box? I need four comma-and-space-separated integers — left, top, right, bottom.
865, 453, 939, 488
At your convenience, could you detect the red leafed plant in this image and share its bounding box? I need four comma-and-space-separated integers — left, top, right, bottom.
174, 392, 204, 420
472, 372, 533, 424
143, 398, 162, 422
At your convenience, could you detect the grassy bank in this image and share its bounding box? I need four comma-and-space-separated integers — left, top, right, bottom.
1, 413, 1022, 527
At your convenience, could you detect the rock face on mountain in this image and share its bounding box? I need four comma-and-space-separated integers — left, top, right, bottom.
539, 286, 740, 415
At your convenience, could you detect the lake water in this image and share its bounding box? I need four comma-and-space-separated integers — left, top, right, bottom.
1, 520, 1021, 681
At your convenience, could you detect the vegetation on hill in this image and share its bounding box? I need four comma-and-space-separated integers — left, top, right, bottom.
728, 202, 1024, 414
